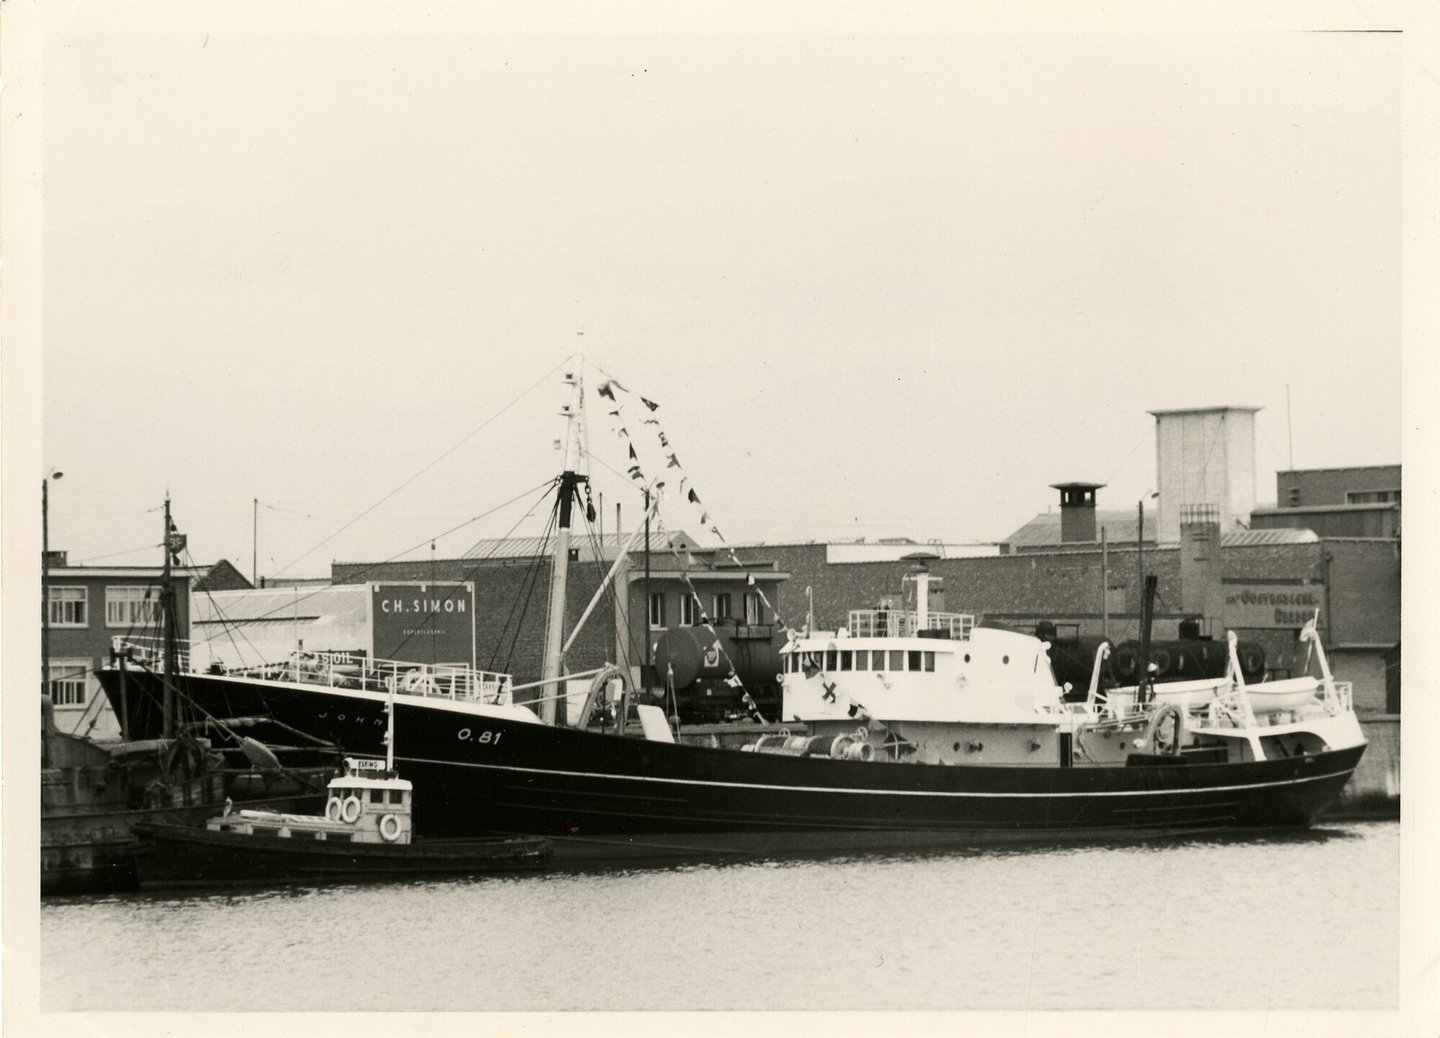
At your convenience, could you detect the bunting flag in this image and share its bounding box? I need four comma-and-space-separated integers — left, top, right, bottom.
641, 396, 659, 411
746, 573, 756, 586
699, 511, 708, 525
598, 382, 616, 401
627, 465, 643, 481
607, 409, 621, 417
658, 432, 669, 448
725, 673, 743, 688
627, 444, 638, 461
687, 488, 700, 504
666, 454, 681, 469
709, 525, 721, 538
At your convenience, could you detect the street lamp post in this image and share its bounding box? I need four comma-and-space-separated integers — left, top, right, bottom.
41, 470, 64, 695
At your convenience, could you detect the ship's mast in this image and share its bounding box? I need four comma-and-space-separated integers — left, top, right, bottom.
161, 496, 179, 739
540, 370, 585, 725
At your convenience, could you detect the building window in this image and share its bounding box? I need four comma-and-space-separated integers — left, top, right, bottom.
744, 593, 763, 625
679, 594, 697, 626
47, 587, 88, 627
1286, 487, 1301, 507
106, 585, 160, 628
648, 593, 666, 629
713, 593, 732, 620
1346, 489, 1400, 505
47, 660, 91, 708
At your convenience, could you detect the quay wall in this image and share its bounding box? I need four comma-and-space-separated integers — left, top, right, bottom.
1329, 716, 1400, 818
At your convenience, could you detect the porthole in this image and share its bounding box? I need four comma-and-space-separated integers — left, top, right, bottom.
963, 654, 971, 663
953, 742, 961, 751
1002, 655, 1009, 665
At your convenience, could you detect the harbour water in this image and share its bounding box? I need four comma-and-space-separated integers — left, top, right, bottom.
41, 820, 1397, 1012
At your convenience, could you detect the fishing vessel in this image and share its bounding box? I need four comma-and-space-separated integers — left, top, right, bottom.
98, 371, 1368, 865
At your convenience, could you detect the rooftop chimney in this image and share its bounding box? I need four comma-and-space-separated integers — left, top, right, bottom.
1051, 482, 1104, 543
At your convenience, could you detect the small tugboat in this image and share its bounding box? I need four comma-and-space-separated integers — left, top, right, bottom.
131, 689, 550, 889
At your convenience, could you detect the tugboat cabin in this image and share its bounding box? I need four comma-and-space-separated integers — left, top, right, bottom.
209, 757, 413, 845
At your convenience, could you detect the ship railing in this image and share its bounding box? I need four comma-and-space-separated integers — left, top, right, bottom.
109, 634, 190, 674
846, 610, 975, 640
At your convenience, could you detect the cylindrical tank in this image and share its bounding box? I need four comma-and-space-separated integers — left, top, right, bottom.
651, 620, 785, 722
1037, 621, 1266, 690
1110, 638, 1264, 684
652, 621, 783, 689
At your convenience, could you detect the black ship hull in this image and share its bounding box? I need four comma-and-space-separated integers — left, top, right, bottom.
100, 668, 1365, 866
131, 822, 550, 889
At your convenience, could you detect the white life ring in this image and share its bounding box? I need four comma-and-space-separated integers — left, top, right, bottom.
378, 813, 402, 842
325, 797, 344, 822
341, 796, 363, 823
1145, 704, 1186, 755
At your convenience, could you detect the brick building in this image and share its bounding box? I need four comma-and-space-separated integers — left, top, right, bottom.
42, 555, 251, 739
329, 533, 786, 705
1252, 465, 1401, 539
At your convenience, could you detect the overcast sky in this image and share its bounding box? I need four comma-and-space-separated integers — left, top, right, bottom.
34, 19, 1403, 580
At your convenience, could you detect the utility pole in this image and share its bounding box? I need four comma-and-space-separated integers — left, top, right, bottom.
1100, 526, 1109, 640
161, 497, 178, 739
643, 486, 652, 697
41, 470, 64, 694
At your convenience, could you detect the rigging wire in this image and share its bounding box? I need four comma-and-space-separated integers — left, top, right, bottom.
379, 478, 560, 667
70, 542, 165, 565
273, 353, 575, 577
204, 477, 560, 633
488, 501, 559, 676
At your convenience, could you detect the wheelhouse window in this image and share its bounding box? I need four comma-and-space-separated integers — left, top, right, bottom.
744, 593, 763, 625
839, 651, 853, 671
47, 587, 88, 627
712, 593, 732, 620
648, 593, 667, 629
889, 650, 904, 671
106, 585, 159, 628
47, 660, 91, 708
923, 651, 936, 672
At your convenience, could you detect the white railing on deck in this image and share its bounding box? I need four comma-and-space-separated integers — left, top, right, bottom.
110, 634, 190, 674
110, 636, 514, 707
847, 609, 975, 640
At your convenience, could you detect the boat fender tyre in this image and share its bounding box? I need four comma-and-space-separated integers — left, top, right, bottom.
1145, 704, 1185, 755
341, 796, 363, 823
379, 813, 402, 842
1150, 648, 1172, 679
325, 797, 344, 821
